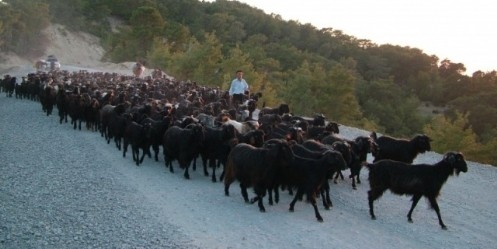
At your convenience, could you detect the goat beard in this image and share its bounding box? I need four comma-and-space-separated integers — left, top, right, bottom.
455, 168, 462, 176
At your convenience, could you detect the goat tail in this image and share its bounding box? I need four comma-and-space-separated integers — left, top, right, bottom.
223, 157, 235, 184
223, 156, 236, 196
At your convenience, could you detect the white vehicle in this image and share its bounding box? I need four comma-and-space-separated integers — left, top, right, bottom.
35, 55, 61, 72
46, 55, 61, 71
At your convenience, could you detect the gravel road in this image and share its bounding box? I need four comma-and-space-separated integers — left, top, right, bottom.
0, 96, 196, 249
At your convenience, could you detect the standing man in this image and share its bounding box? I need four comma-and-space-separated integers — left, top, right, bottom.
228, 69, 249, 108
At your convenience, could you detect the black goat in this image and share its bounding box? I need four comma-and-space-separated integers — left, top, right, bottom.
258, 114, 282, 128
287, 150, 346, 222
306, 121, 340, 140
237, 129, 265, 148
366, 152, 468, 229
56, 88, 70, 124
99, 103, 126, 141
199, 123, 238, 182
299, 140, 352, 207
68, 93, 85, 130
224, 140, 294, 212
322, 134, 378, 189
141, 116, 173, 161
123, 120, 152, 166
260, 103, 290, 116
218, 129, 266, 182
370, 132, 432, 163
163, 123, 205, 179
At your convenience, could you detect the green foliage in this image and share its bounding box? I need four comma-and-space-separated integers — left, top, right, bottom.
188, 33, 223, 86
448, 92, 497, 138
283, 62, 369, 127
373, 45, 439, 85
45, 0, 86, 30
164, 33, 224, 86
206, 13, 246, 45
406, 71, 444, 103
129, 6, 165, 58
0, 0, 51, 57
477, 129, 497, 166
423, 112, 481, 161
358, 78, 426, 136
146, 38, 175, 73
104, 26, 139, 62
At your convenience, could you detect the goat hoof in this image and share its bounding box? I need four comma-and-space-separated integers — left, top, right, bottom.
441, 225, 448, 230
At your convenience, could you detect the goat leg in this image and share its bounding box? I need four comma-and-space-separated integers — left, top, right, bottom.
274, 186, 279, 204
210, 160, 217, 182
320, 184, 332, 210
407, 194, 422, 223
267, 188, 274, 205
240, 184, 249, 202
257, 197, 266, 212
183, 166, 190, 179
368, 190, 377, 220
289, 188, 304, 212
427, 196, 447, 230
320, 189, 330, 210
253, 186, 267, 212
139, 148, 147, 165
310, 196, 324, 222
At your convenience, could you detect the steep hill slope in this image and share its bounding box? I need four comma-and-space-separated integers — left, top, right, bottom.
0, 24, 140, 77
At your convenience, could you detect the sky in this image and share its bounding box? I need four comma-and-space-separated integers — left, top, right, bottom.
231, 0, 497, 75
1, 66, 497, 248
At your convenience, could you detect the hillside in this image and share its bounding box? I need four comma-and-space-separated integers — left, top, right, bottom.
0, 24, 142, 77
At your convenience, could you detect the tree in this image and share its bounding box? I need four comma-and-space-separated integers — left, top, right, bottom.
167, 33, 223, 86
324, 64, 365, 126
423, 112, 481, 159
283, 62, 368, 127
146, 38, 175, 73
206, 13, 246, 45
357, 78, 425, 136
129, 6, 165, 58
0, 0, 50, 57
190, 33, 223, 86
478, 128, 497, 166
405, 70, 444, 103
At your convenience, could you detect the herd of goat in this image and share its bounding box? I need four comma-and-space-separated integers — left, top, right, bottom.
1, 69, 468, 229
